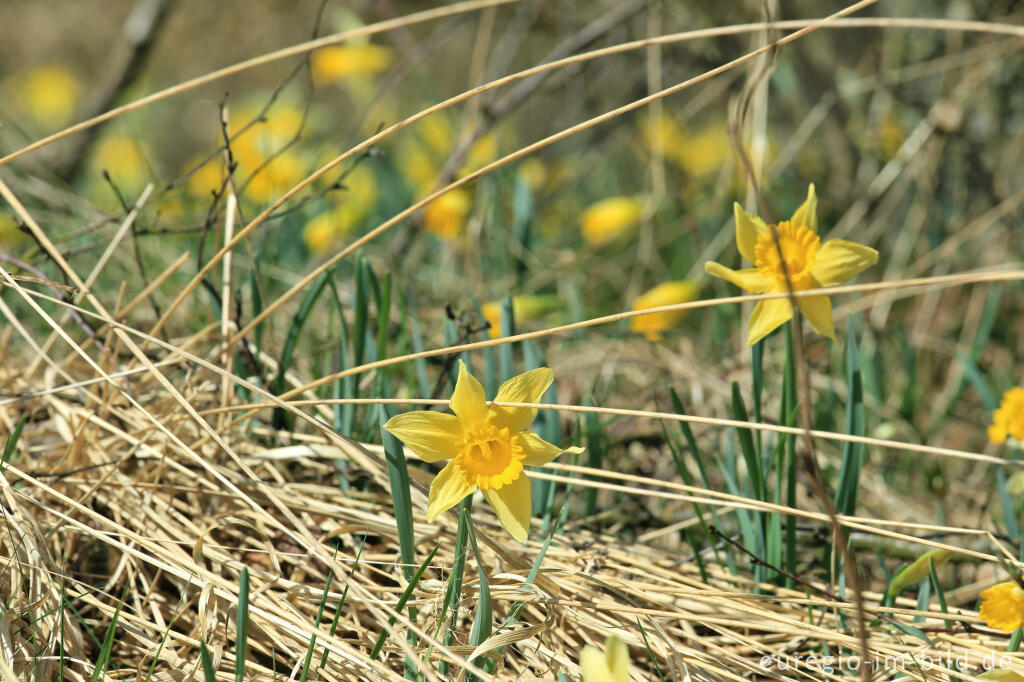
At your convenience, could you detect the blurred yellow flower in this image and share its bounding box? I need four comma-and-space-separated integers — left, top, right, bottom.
423, 188, 471, 240
517, 158, 547, 192
580, 635, 630, 682
481, 295, 559, 338
303, 212, 339, 255
7, 65, 81, 129
89, 136, 150, 199
237, 147, 305, 204
639, 113, 729, 177
384, 360, 580, 541
581, 196, 642, 247
630, 281, 699, 341
183, 155, 225, 198
0, 215, 26, 248
419, 115, 454, 156
705, 184, 878, 345
459, 132, 499, 176
980, 581, 1024, 632
990, 387, 1024, 444
675, 122, 729, 178
311, 44, 393, 84
398, 141, 440, 197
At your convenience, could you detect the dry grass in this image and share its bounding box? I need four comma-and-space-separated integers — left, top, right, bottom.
1, 0, 1024, 680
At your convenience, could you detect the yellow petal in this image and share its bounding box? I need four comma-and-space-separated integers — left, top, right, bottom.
450, 360, 488, 425
384, 411, 461, 463
810, 239, 878, 287
733, 202, 769, 262
516, 431, 581, 466
481, 474, 531, 542
980, 582, 1024, 633
491, 367, 553, 432
580, 645, 616, 682
426, 462, 476, 522
797, 294, 838, 342
705, 262, 773, 293
747, 298, 792, 346
977, 671, 1024, 681
790, 183, 818, 233
605, 636, 630, 682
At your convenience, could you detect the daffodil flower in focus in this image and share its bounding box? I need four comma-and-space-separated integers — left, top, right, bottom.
580, 635, 630, 682
384, 361, 581, 542
705, 184, 878, 345
980, 580, 1024, 632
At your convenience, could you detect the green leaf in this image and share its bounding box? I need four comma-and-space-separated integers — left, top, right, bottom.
370, 545, 440, 659
235, 567, 250, 682
886, 549, 955, 599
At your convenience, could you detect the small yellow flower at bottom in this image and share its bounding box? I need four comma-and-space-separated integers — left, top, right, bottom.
705, 184, 878, 345
383, 361, 582, 542
630, 280, 699, 341
979, 581, 1024, 632
580, 635, 630, 682
990, 387, 1024, 444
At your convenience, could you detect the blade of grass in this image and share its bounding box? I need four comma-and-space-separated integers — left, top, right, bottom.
89, 583, 129, 682
369, 544, 439, 659
235, 567, 250, 682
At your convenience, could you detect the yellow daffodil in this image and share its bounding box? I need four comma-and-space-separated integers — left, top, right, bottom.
980, 581, 1024, 632
630, 281, 699, 342
0, 216, 26, 248
705, 184, 878, 345
6, 65, 81, 129
639, 114, 728, 177
674, 122, 729, 178
581, 196, 642, 247
311, 44, 393, 84
517, 158, 548, 192
384, 361, 581, 542
423, 188, 471, 240
303, 212, 340, 255
990, 388, 1024, 444
978, 671, 1024, 681
481, 295, 560, 338
580, 635, 630, 682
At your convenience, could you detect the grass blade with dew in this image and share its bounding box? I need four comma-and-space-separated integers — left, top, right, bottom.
89, 582, 129, 682
369, 544, 439, 659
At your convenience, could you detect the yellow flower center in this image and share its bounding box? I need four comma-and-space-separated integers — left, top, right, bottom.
453, 423, 525, 491
753, 221, 820, 290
